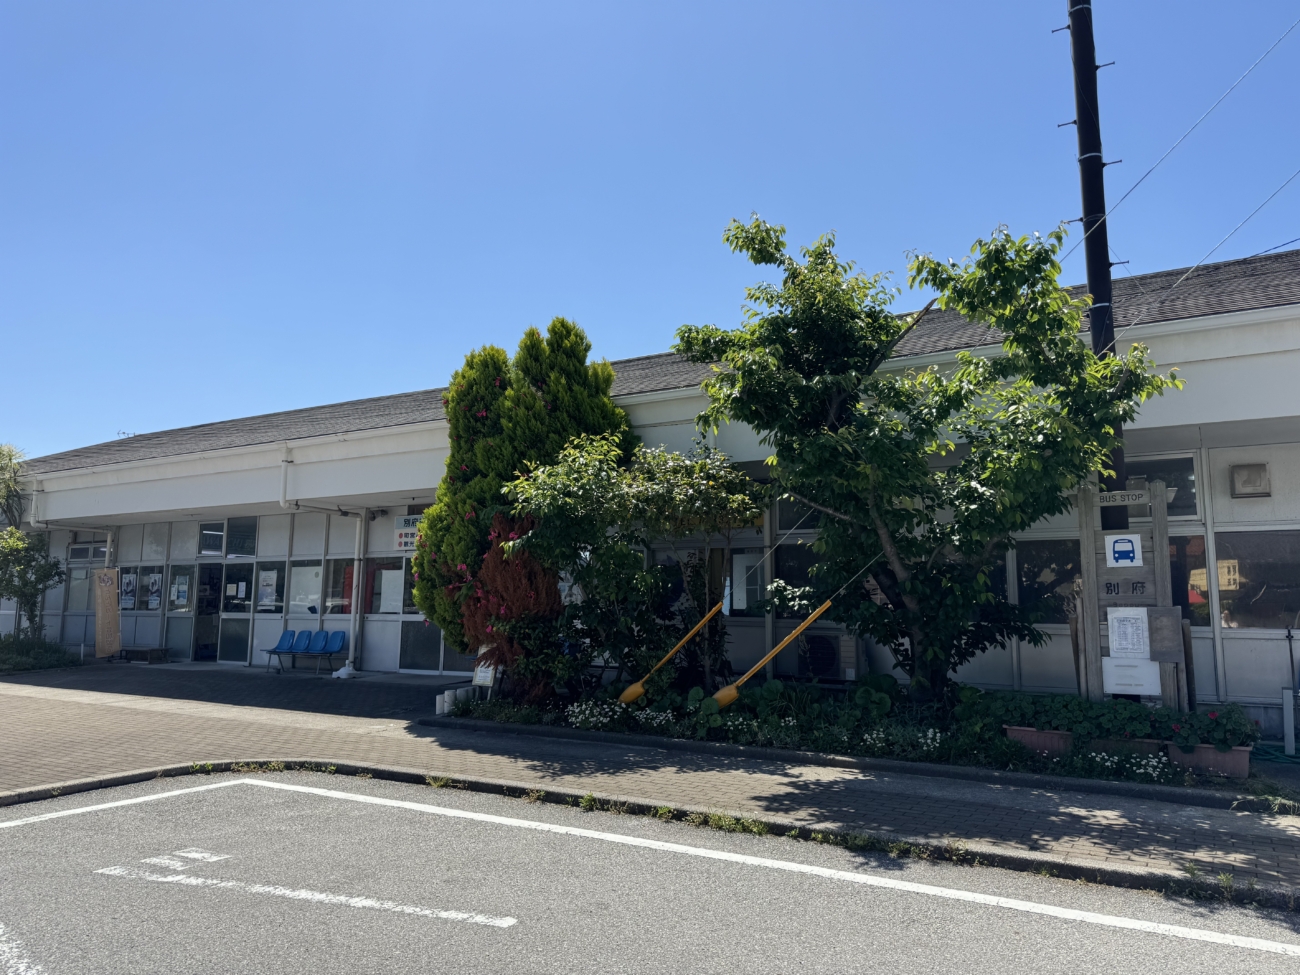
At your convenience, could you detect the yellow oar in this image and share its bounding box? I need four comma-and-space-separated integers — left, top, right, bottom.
712, 599, 834, 708
619, 601, 725, 704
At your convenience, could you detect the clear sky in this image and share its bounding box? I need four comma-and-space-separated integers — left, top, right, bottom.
3, 1, 1297, 458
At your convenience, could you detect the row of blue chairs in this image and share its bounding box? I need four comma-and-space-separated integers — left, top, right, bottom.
264, 629, 349, 675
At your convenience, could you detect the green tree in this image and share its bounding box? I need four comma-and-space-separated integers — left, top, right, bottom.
411, 318, 628, 652
508, 434, 766, 692
0, 528, 65, 640
676, 219, 1180, 698
0, 444, 24, 529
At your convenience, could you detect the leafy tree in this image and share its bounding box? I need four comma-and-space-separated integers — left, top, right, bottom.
508, 434, 766, 692
412, 318, 628, 652
676, 219, 1180, 698
0, 444, 24, 529
0, 529, 64, 640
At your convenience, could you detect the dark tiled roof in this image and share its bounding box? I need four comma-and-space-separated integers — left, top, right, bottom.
25, 249, 1300, 476
894, 247, 1300, 358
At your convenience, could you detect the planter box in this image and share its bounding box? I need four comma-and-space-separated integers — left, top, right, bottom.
1166, 743, 1252, 779
1004, 725, 1073, 756
1087, 737, 1163, 756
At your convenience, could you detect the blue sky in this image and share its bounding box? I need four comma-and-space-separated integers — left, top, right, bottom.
3, 1, 1297, 458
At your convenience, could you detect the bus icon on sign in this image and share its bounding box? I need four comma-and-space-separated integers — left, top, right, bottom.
1104, 534, 1143, 568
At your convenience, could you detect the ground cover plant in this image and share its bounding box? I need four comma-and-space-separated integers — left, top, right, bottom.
452, 680, 1261, 787
0, 635, 82, 674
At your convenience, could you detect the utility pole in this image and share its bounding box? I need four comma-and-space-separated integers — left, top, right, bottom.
1066, 0, 1128, 530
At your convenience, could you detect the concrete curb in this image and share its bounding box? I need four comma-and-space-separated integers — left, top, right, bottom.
415, 715, 1268, 812
1, 758, 1292, 911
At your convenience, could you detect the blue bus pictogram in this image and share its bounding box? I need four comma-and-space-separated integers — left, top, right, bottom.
1111, 537, 1136, 564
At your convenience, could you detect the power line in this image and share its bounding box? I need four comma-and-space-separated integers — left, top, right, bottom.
1109, 163, 1300, 347
1251, 236, 1300, 258
1061, 12, 1300, 264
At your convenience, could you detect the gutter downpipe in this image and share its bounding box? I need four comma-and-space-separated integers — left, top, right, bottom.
334, 507, 367, 679
279, 445, 359, 519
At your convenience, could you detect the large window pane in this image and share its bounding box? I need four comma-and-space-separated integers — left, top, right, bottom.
289, 560, 323, 616
366, 557, 405, 614
138, 566, 165, 612
67, 567, 92, 613
199, 522, 225, 556
1015, 539, 1081, 625
1127, 456, 1197, 518
222, 563, 254, 614
324, 559, 353, 615
777, 497, 815, 532
1170, 535, 1210, 626
255, 561, 286, 614
774, 543, 818, 619
730, 548, 766, 618
403, 559, 419, 615
1215, 531, 1300, 629
168, 565, 195, 613
218, 618, 250, 662
400, 619, 443, 671
226, 517, 258, 558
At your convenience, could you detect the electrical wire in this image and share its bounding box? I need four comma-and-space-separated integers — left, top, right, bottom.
1060, 12, 1300, 265
1251, 236, 1300, 258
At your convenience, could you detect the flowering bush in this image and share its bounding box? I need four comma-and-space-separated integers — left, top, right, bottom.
565, 699, 630, 731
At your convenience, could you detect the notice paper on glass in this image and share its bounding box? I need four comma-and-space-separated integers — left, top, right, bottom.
1106, 606, 1150, 658
257, 570, 278, 608
236, 581, 246, 599
379, 569, 404, 613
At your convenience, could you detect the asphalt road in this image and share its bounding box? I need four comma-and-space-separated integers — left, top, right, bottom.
2, 773, 1300, 974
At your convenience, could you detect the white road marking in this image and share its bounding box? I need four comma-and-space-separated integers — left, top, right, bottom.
174, 848, 229, 862
95, 866, 516, 928
241, 778, 1300, 959
0, 921, 45, 975
6, 777, 1300, 956
141, 856, 191, 870
0, 779, 243, 830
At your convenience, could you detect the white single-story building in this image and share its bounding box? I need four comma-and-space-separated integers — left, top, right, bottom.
8, 250, 1300, 729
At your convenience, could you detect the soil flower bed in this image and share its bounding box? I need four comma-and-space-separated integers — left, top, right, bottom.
452, 679, 1263, 787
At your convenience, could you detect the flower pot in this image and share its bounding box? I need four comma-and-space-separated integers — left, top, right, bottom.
1165, 742, 1252, 779
1087, 737, 1163, 756
1004, 725, 1073, 756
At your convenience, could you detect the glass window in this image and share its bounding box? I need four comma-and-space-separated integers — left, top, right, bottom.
218, 618, 250, 662
68, 545, 91, 562
403, 559, 419, 615
730, 548, 766, 617
168, 565, 195, 613
222, 562, 254, 613
67, 567, 93, 613
226, 517, 257, 558
400, 619, 443, 670
774, 543, 818, 619
254, 561, 286, 614
138, 565, 165, 612
289, 560, 324, 616
1015, 539, 1081, 625
1127, 456, 1197, 518
1215, 531, 1300, 630
324, 559, 354, 615
119, 567, 138, 611
1170, 535, 1210, 626
199, 522, 225, 556
366, 557, 405, 614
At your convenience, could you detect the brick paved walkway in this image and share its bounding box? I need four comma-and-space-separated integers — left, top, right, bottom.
4, 664, 1300, 889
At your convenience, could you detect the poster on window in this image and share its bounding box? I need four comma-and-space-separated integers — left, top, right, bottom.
94, 568, 121, 657
1106, 606, 1150, 658
379, 569, 404, 613
119, 570, 136, 611
146, 572, 163, 611
257, 570, 279, 609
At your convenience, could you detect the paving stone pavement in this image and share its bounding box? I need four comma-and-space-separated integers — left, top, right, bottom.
4, 664, 1300, 889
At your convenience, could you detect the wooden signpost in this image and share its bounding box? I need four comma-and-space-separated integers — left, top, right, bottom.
1076, 479, 1191, 709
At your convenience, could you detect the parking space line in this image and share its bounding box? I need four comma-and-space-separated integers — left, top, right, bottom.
242, 779, 1300, 958
0, 920, 45, 975
94, 866, 516, 928
0, 780, 242, 831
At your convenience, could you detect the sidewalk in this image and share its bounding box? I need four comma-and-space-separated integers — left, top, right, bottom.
3, 664, 1300, 894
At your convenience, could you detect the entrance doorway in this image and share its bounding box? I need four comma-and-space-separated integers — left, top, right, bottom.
193, 564, 223, 660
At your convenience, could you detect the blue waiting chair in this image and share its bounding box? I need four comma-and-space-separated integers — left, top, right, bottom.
264, 630, 296, 672
292, 630, 313, 652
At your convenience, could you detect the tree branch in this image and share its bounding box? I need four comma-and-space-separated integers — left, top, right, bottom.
785, 492, 867, 527
866, 298, 937, 374
865, 492, 920, 614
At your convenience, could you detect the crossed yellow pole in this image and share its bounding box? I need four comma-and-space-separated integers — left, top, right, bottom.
619, 602, 724, 704
712, 599, 834, 708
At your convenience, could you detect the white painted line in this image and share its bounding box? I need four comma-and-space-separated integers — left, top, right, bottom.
95, 866, 516, 928
0, 779, 243, 830
0, 920, 45, 975
141, 856, 190, 870
173, 848, 229, 862
242, 778, 1300, 958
